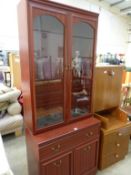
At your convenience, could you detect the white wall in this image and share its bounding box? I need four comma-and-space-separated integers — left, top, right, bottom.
0, 0, 20, 50
0, 0, 130, 60
50, 0, 129, 55
126, 34, 131, 67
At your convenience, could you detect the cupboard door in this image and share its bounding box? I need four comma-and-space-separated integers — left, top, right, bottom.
74, 141, 98, 175
70, 17, 95, 119
30, 7, 67, 130
41, 152, 73, 175
93, 67, 123, 112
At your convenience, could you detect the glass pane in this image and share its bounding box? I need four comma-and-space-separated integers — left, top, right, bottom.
71, 22, 94, 118
33, 15, 64, 128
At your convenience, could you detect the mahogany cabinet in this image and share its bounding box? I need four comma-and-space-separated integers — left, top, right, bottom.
18, 0, 100, 175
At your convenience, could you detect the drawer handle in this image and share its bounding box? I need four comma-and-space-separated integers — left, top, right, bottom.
108, 70, 115, 77
51, 144, 61, 152
86, 131, 93, 137
53, 160, 62, 167
84, 145, 91, 152
115, 154, 119, 158
118, 133, 122, 136
89, 131, 93, 136
116, 143, 120, 147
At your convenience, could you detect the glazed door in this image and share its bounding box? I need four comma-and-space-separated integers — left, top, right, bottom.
74, 141, 98, 175
41, 152, 73, 175
70, 16, 95, 119
30, 6, 67, 130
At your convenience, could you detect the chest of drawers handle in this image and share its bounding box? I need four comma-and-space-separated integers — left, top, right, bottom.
83, 145, 91, 152
115, 154, 119, 158
118, 132, 122, 136
116, 143, 120, 147
51, 144, 61, 152
53, 160, 62, 167
115, 154, 119, 159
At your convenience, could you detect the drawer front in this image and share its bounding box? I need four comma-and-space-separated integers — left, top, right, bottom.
39, 124, 100, 161
102, 134, 130, 155
100, 150, 126, 169
103, 125, 131, 144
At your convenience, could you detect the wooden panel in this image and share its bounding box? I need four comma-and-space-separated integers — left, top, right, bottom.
93, 66, 123, 112
9, 53, 22, 89
18, 0, 34, 132
41, 152, 73, 175
74, 140, 98, 175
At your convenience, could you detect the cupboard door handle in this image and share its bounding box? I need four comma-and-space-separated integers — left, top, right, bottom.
51, 144, 61, 152
104, 70, 115, 76
116, 143, 120, 147
118, 133, 122, 136
104, 70, 108, 74
115, 154, 119, 158
53, 160, 62, 167
84, 145, 91, 152
65, 65, 71, 71
65, 66, 68, 71
108, 70, 115, 77
70, 65, 73, 70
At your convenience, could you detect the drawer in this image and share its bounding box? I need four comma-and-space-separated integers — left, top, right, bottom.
103, 125, 131, 144
100, 150, 126, 170
39, 124, 100, 161
102, 134, 129, 156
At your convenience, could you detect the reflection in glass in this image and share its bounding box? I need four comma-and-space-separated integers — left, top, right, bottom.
71, 22, 94, 118
33, 15, 64, 128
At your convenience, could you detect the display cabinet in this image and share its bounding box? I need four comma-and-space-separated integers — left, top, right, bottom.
18, 0, 100, 175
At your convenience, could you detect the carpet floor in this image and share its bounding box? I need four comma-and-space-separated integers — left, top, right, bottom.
2, 134, 131, 175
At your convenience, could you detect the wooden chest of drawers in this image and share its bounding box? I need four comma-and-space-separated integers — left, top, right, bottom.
98, 123, 131, 169
93, 66, 131, 169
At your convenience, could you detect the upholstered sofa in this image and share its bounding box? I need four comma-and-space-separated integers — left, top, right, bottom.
0, 84, 23, 136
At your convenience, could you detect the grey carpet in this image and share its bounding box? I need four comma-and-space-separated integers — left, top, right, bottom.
2, 134, 131, 175
3, 134, 28, 175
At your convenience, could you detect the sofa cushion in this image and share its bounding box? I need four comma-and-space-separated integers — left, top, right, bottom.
0, 85, 21, 103
0, 114, 23, 133
7, 102, 22, 115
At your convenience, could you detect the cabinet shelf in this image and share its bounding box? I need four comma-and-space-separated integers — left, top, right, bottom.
73, 35, 93, 40
34, 29, 93, 40
35, 79, 62, 85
